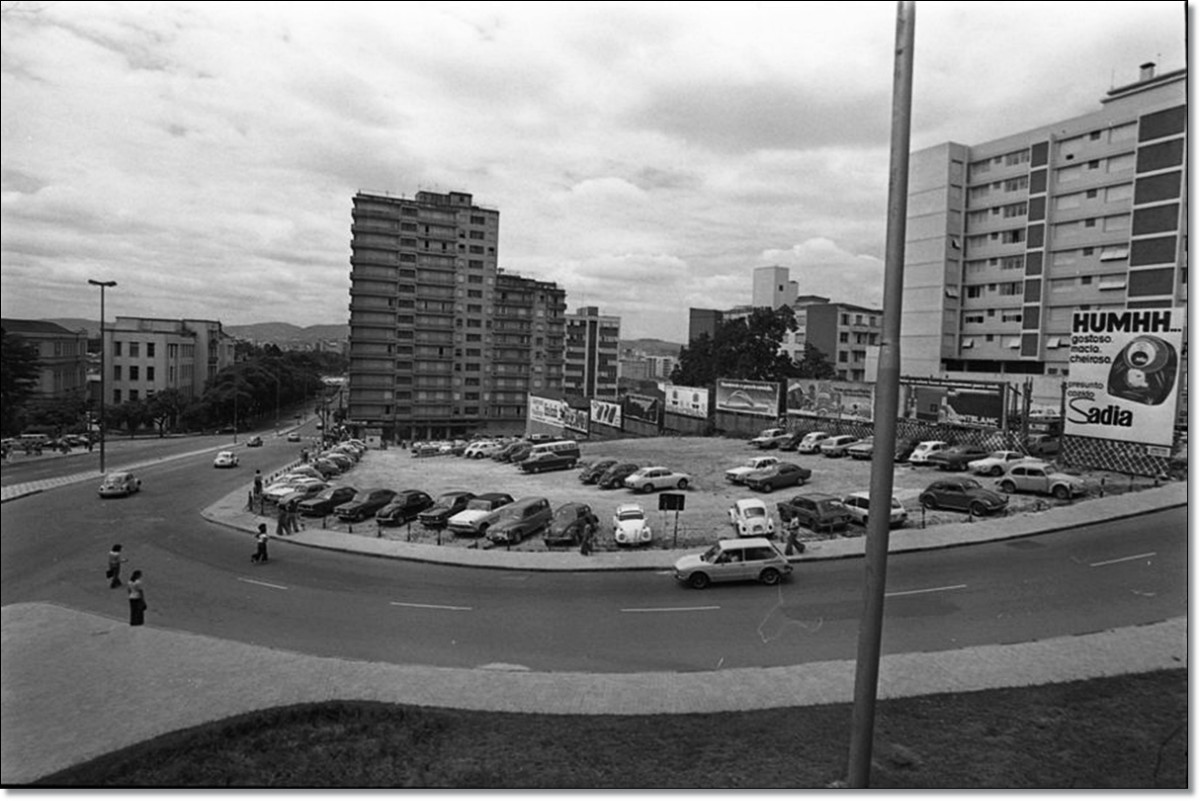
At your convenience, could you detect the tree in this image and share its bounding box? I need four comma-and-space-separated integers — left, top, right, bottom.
1, 327, 42, 436
793, 343, 838, 379
147, 389, 188, 436
671, 307, 800, 386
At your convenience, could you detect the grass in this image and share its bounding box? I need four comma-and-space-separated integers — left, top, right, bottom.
37, 669, 1187, 789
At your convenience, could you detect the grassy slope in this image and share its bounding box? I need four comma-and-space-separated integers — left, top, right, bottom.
38, 669, 1187, 789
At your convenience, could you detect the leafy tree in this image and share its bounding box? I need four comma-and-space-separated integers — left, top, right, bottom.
671, 307, 800, 386
1, 327, 42, 436
147, 389, 188, 436
28, 395, 89, 435
793, 342, 838, 379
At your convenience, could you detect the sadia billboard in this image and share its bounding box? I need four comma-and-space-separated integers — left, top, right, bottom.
1064, 308, 1185, 447
715, 379, 780, 417
665, 384, 710, 419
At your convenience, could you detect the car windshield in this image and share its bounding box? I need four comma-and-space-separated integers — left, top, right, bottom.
961, 478, 982, 489
617, 509, 644, 521
466, 499, 495, 510
743, 507, 767, 518
701, 545, 720, 562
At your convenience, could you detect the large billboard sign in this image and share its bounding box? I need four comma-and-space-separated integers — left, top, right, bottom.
715, 379, 779, 417
899, 379, 1005, 428
1063, 308, 1185, 447
665, 384, 710, 419
527, 395, 565, 427
562, 406, 590, 434
623, 393, 662, 424
786, 380, 874, 420
590, 399, 622, 429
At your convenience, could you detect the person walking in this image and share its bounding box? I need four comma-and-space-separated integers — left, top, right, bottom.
287, 499, 303, 534
253, 470, 264, 497
106, 544, 127, 588
276, 502, 291, 537
784, 517, 805, 556
252, 524, 270, 564
127, 570, 147, 626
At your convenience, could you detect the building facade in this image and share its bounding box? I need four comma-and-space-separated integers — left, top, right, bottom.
102, 317, 235, 406
899, 63, 1186, 393
347, 190, 566, 441
795, 299, 882, 382
751, 265, 799, 309
2, 319, 90, 403
564, 306, 620, 399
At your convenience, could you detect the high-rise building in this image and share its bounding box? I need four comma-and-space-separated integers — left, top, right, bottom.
899, 62, 1186, 387
102, 317, 235, 406
347, 190, 566, 441
564, 306, 620, 398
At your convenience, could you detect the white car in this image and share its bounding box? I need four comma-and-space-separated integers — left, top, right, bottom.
908, 440, 950, 465
612, 503, 652, 546
98, 471, 141, 498
464, 440, 503, 459
213, 450, 239, 468
820, 435, 860, 458
968, 450, 1031, 477
725, 456, 780, 484
624, 466, 691, 493
840, 492, 908, 528
262, 476, 326, 503
748, 428, 790, 449
795, 431, 832, 454
728, 498, 777, 538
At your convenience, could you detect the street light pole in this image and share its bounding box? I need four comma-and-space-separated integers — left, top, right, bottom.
88, 279, 117, 474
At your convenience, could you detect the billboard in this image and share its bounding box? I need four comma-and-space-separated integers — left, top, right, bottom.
715, 379, 780, 417
786, 380, 874, 420
899, 379, 1005, 427
665, 384, 710, 419
623, 393, 662, 424
562, 406, 590, 434
590, 399, 622, 428
527, 395, 565, 426
1063, 308, 1185, 447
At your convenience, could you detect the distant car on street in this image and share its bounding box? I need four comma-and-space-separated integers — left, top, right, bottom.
246, 435, 263, 448
287, 432, 302, 443
98, 471, 141, 498
213, 450, 239, 468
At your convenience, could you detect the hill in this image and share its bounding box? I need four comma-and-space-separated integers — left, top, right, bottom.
620, 338, 682, 356
224, 322, 348, 345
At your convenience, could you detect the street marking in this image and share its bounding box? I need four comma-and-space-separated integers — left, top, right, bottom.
390, 601, 473, 611
620, 606, 720, 613
1090, 552, 1156, 568
238, 577, 288, 590
885, 584, 967, 598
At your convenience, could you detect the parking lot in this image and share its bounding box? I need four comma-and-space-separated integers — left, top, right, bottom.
287, 436, 1164, 553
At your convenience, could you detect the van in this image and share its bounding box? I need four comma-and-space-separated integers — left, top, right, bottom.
520, 440, 581, 473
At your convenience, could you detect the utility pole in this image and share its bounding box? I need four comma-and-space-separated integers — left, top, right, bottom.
846, 0, 915, 788
88, 279, 117, 474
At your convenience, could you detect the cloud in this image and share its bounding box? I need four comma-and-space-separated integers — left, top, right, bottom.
760, 239, 886, 309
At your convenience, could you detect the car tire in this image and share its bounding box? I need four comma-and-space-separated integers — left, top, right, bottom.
920, 495, 938, 510
642, 484, 654, 493
762, 483, 774, 493
688, 572, 710, 590
676, 479, 689, 490
989, 465, 1003, 476
999, 480, 1016, 494
1052, 485, 1070, 501
759, 568, 781, 586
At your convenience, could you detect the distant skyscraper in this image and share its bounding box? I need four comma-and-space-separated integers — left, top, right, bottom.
564, 306, 620, 398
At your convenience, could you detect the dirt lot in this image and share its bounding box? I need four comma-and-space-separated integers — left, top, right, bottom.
301, 436, 1167, 553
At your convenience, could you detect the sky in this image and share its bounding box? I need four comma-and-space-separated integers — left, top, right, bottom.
0, 1, 1187, 343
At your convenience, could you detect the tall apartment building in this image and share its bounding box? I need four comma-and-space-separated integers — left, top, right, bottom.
347, 190, 566, 441
900, 62, 1186, 387
791, 298, 882, 382
1, 319, 89, 404
564, 306, 620, 398
103, 317, 235, 405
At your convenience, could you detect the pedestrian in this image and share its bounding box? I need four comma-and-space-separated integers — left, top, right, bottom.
253, 470, 263, 497
106, 544, 127, 588
784, 517, 804, 556
252, 524, 270, 564
276, 502, 291, 536
127, 570, 147, 626
287, 500, 303, 533
579, 527, 593, 556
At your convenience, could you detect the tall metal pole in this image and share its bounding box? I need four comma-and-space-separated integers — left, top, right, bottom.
847, 0, 915, 788
88, 279, 117, 474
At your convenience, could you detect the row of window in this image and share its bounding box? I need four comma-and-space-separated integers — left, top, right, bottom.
113, 365, 157, 381
963, 282, 1023, 299
962, 309, 1023, 325
111, 342, 193, 359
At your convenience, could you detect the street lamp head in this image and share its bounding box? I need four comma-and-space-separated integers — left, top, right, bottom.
88, 279, 118, 288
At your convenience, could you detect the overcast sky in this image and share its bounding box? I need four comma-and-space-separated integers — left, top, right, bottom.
0, 1, 1186, 342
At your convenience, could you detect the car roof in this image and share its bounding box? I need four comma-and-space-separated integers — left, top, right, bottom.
615, 503, 645, 513
735, 498, 768, 509
717, 537, 775, 548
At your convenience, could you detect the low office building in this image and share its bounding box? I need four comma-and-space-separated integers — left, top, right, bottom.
103, 317, 235, 405
2, 318, 90, 405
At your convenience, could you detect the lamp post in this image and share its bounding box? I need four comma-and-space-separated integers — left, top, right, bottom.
88, 279, 117, 474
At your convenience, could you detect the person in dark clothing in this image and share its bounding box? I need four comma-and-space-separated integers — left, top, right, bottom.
253, 470, 264, 497
252, 524, 270, 564
107, 544, 127, 588
128, 571, 147, 626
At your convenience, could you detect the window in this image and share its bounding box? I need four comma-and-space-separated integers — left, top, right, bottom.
146, 343, 155, 358
113, 341, 122, 357
113, 389, 122, 404
1099, 246, 1130, 261
1102, 215, 1130, 232
1001, 256, 1023, 270
469, 230, 485, 240
147, 366, 155, 381
999, 282, 1022, 296
1001, 311, 1022, 323
963, 313, 985, 324
129, 390, 139, 402
1000, 229, 1026, 244
113, 365, 122, 380
129, 342, 140, 358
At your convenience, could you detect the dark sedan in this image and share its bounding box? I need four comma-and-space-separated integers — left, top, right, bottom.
375, 489, 435, 526
925, 444, 992, 472
544, 502, 600, 547
579, 459, 618, 484
742, 462, 812, 493
597, 462, 641, 489
918, 478, 1008, 516
417, 491, 477, 528
334, 488, 398, 522
297, 486, 357, 517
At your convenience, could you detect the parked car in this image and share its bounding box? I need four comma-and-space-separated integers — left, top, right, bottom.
275, 478, 330, 507
311, 458, 342, 479
288, 465, 326, 480
612, 503, 653, 546
321, 452, 355, 471
673, 537, 792, 589
447, 492, 516, 536
506, 442, 534, 464
749, 427, 791, 449
846, 438, 875, 460
464, 440, 503, 459
375, 489, 435, 526
98, 471, 141, 498
777, 493, 851, 533
918, 478, 1008, 516
925, 444, 991, 471
262, 475, 324, 504
742, 462, 812, 493
492, 441, 526, 462
728, 498, 777, 538
544, 502, 600, 548
841, 491, 908, 528
297, 486, 358, 516
213, 450, 239, 468
597, 462, 641, 489
1024, 433, 1061, 458
820, 435, 861, 458
624, 466, 691, 493
725, 456, 781, 484
519, 443, 580, 473
908, 440, 950, 465
777, 430, 811, 451
579, 459, 618, 484
894, 437, 921, 462
968, 450, 1029, 477
245, 435, 263, 448
795, 431, 833, 454
485, 497, 554, 545
997, 462, 1086, 500
417, 491, 477, 528
334, 488, 399, 522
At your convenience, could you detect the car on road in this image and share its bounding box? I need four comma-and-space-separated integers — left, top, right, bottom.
908, 440, 950, 465
375, 489, 435, 526
485, 497, 554, 545
213, 450, 239, 468
246, 435, 264, 448
820, 435, 861, 458
748, 427, 790, 449
728, 498, 776, 538
597, 462, 641, 489
846, 437, 875, 460
794, 431, 833, 454
297, 486, 358, 517
417, 491, 476, 528
777, 493, 851, 533
447, 492, 516, 536
579, 459, 618, 484
612, 503, 653, 546
98, 471, 141, 498
742, 462, 812, 493
925, 444, 991, 472
334, 488, 398, 522
997, 462, 1086, 500
624, 466, 691, 493
967, 450, 1029, 477
918, 478, 1008, 516
725, 455, 781, 484
840, 491, 908, 528
543, 502, 600, 548
287, 432, 302, 443
673, 537, 792, 590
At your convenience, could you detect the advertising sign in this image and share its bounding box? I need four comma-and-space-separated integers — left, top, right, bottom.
590, 399, 622, 429
665, 384, 710, 419
786, 380, 874, 420
1063, 308, 1185, 447
715, 379, 780, 417
527, 395, 565, 427
899, 379, 1005, 427
623, 393, 661, 424
562, 406, 590, 434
